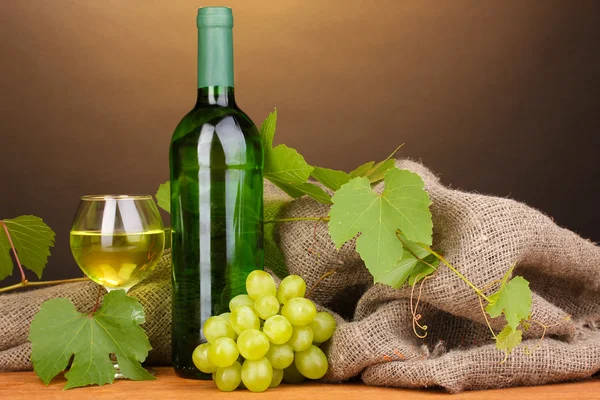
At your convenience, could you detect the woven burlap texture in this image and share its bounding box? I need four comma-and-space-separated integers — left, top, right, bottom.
1, 159, 599, 393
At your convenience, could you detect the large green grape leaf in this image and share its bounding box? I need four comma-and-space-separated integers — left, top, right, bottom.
155, 181, 170, 213
260, 110, 331, 204
29, 290, 155, 389
328, 168, 433, 283
486, 267, 532, 331
0, 216, 55, 280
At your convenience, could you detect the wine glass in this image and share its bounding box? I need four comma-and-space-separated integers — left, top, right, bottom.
70, 195, 165, 293
70, 195, 165, 378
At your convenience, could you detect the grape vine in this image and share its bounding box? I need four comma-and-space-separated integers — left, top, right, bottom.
154, 109, 537, 358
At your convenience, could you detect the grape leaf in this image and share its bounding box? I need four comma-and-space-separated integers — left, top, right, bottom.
349, 161, 374, 178
348, 145, 403, 183
374, 240, 439, 288
0, 216, 55, 280
495, 325, 523, 354
29, 290, 155, 389
259, 107, 277, 156
311, 167, 351, 192
155, 181, 170, 213
485, 267, 532, 331
275, 181, 332, 205
328, 168, 433, 282
310, 145, 403, 192
362, 158, 397, 183
0, 233, 12, 281
260, 110, 331, 204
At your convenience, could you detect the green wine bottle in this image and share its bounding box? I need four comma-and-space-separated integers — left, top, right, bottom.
170, 6, 264, 379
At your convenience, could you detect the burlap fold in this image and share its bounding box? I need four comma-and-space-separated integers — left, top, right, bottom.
1, 158, 599, 393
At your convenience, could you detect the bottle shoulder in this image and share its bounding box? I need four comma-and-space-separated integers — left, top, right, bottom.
171, 104, 259, 144
170, 104, 263, 169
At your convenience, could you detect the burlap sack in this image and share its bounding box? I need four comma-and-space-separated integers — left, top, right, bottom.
1, 158, 599, 393
279, 159, 600, 392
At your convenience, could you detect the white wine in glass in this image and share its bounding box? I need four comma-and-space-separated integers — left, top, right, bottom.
70, 230, 164, 291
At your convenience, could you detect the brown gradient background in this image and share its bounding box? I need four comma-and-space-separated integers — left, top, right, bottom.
0, 1, 598, 284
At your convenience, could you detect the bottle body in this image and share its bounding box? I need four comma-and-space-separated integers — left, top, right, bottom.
170, 7, 264, 379
170, 88, 263, 378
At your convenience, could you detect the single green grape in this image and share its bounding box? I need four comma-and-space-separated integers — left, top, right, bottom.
265, 344, 294, 369
208, 337, 240, 368
276, 275, 306, 304
219, 312, 231, 322
269, 368, 284, 388
295, 345, 329, 379
283, 362, 305, 384
192, 343, 217, 373
246, 270, 277, 300
287, 325, 313, 352
203, 315, 237, 343
214, 361, 242, 392
237, 329, 270, 360
254, 294, 280, 320
309, 311, 337, 343
229, 294, 255, 311
241, 358, 273, 393
230, 305, 260, 334
262, 315, 293, 345
281, 297, 317, 326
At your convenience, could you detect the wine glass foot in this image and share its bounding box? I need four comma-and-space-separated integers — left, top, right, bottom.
110, 355, 156, 379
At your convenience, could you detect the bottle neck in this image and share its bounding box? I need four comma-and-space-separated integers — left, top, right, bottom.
197, 25, 234, 89
195, 86, 236, 107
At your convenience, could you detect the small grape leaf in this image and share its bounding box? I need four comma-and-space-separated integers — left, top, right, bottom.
495, 325, 523, 354
310, 144, 403, 193
259, 107, 277, 156
29, 290, 155, 389
311, 167, 351, 192
274, 181, 332, 205
363, 158, 396, 183
348, 145, 403, 183
485, 267, 532, 331
374, 239, 439, 288
155, 181, 170, 213
0, 216, 55, 280
260, 110, 330, 204
349, 161, 374, 178
0, 233, 12, 281
328, 168, 433, 282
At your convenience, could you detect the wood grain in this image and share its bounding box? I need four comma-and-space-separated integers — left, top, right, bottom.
1, 368, 600, 399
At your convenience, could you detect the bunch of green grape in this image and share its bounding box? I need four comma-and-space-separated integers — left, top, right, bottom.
191, 271, 337, 392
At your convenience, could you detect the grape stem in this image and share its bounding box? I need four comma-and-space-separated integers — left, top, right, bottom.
90, 284, 103, 314
264, 217, 329, 224
0, 220, 27, 283
416, 242, 492, 304
0, 277, 91, 294
394, 232, 438, 272
306, 267, 338, 299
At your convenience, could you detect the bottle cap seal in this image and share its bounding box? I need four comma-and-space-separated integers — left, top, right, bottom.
197, 6, 233, 28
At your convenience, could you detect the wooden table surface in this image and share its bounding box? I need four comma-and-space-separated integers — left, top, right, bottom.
1, 367, 600, 399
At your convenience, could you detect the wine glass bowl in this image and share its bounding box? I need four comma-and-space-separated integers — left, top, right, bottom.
70, 195, 165, 292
